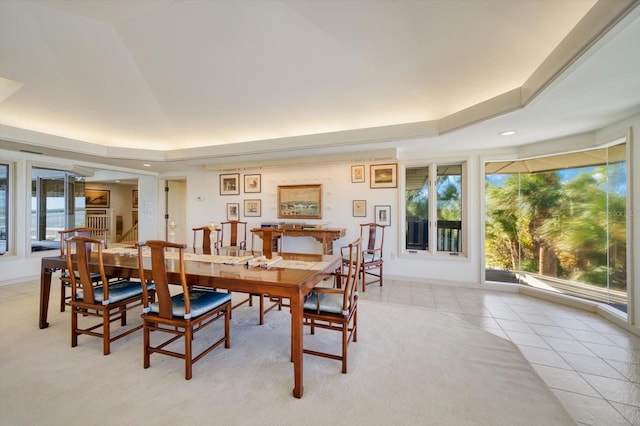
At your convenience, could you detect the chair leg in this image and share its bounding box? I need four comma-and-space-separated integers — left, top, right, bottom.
225, 306, 231, 348
185, 326, 193, 380
60, 282, 66, 312
143, 321, 151, 369
103, 308, 111, 355
342, 322, 348, 374
71, 307, 78, 348
353, 309, 358, 342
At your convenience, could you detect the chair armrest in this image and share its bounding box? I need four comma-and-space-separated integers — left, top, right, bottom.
311, 287, 343, 295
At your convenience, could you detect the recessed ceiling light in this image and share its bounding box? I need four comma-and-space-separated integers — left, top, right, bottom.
500, 130, 516, 136
143, 163, 151, 167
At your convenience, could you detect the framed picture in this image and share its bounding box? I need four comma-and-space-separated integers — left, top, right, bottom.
244, 199, 261, 217
132, 210, 138, 225
351, 165, 365, 183
352, 200, 366, 217
374, 205, 391, 226
87, 209, 106, 215
85, 189, 110, 208
132, 189, 138, 208
227, 203, 240, 221
220, 173, 240, 195
370, 163, 397, 188
277, 184, 322, 219
244, 174, 261, 193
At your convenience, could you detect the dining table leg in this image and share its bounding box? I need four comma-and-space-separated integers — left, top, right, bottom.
39, 263, 53, 329
290, 292, 304, 398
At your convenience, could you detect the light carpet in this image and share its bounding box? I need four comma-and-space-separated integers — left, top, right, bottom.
0, 287, 575, 425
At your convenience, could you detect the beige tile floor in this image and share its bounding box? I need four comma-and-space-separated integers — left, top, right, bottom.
359, 280, 640, 426
2, 278, 638, 425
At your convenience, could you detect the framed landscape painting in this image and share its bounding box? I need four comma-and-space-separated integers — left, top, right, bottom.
277, 184, 322, 219
85, 189, 110, 208
370, 164, 397, 188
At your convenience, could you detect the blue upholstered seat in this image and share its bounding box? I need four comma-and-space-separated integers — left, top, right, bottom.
148, 289, 232, 319
343, 252, 380, 263
304, 291, 350, 315
77, 280, 153, 304
363, 252, 380, 262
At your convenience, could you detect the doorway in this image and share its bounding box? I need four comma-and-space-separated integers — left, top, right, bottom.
165, 179, 187, 244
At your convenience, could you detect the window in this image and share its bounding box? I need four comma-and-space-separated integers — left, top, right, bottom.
405, 162, 465, 255
485, 142, 627, 313
0, 163, 9, 254
30, 167, 85, 252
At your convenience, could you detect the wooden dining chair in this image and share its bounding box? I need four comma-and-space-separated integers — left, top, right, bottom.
304, 236, 363, 373
66, 235, 151, 355
250, 228, 286, 325
58, 227, 109, 312
215, 220, 247, 251
192, 225, 217, 254
215, 220, 252, 311
357, 222, 385, 291
137, 240, 231, 380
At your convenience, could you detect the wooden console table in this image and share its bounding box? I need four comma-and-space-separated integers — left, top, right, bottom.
252, 227, 346, 254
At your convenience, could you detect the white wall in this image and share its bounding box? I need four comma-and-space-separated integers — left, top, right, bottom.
183, 162, 394, 254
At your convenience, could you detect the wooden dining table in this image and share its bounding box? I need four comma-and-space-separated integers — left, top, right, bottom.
38, 248, 341, 398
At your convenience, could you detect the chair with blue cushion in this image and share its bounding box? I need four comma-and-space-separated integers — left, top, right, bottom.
66, 235, 152, 355
304, 236, 362, 373
137, 240, 231, 380
59, 227, 109, 312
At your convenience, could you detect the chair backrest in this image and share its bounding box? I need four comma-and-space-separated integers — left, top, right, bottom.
192, 226, 216, 254
137, 240, 189, 319
217, 221, 247, 250
65, 235, 108, 304
251, 228, 284, 258
359, 223, 385, 259
340, 236, 363, 311
59, 227, 108, 256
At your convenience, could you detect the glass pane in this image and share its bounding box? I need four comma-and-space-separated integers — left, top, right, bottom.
406, 166, 429, 250
0, 163, 8, 254
485, 144, 627, 313
31, 168, 82, 252
436, 165, 462, 252
607, 146, 627, 311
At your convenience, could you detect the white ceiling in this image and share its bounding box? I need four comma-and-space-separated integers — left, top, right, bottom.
1, 0, 640, 172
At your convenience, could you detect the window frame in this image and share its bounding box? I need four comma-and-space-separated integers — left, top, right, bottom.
400, 160, 468, 258
0, 161, 11, 255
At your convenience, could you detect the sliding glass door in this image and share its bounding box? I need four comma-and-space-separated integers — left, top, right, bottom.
31, 168, 85, 251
